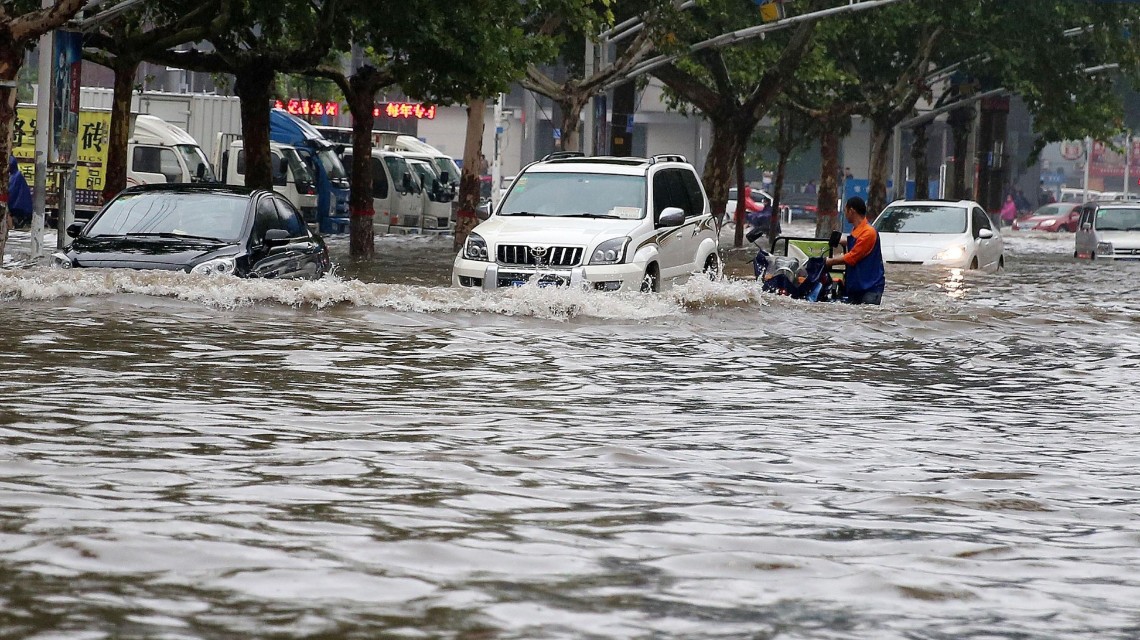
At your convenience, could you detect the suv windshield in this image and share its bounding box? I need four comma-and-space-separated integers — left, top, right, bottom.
498, 172, 646, 218
875, 205, 967, 234
1095, 207, 1140, 231
86, 192, 249, 241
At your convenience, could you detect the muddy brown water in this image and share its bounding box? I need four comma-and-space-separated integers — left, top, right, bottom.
1, 226, 1138, 639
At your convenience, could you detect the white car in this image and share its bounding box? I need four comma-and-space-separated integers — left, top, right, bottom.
874, 200, 1004, 272
452, 153, 720, 292
1074, 201, 1140, 260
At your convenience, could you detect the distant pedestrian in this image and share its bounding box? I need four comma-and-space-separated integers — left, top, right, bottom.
478, 153, 489, 176
1014, 189, 1031, 214
999, 195, 1018, 226
8, 156, 32, 229
805, 179, 817, 194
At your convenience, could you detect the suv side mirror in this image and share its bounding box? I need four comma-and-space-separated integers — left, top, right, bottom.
66, 221, 85, 238
659, 207, 686, 227
402, 171, 414, 193
264, 228, 291, 246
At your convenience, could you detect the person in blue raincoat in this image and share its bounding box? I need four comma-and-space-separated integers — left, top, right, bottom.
8, 156, 33, 229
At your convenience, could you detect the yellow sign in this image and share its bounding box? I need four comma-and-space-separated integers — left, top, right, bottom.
13, 106, 112, 209
759, 0, 785, 22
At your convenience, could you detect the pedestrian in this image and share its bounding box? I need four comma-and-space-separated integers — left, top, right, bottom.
478, 153, 489, 176
1038, 180, 1052, 208
823, 196, 885, 305
8, 156, 33, 229
1014, 189, 1031, 214
999, 194, 1018, 227
806, 179, 817, 194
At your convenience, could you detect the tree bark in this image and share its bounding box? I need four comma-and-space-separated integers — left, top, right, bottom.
734, 150, 746, 247
868, 120, 892, 220
703, 118, 752, 248
0, 56, 16, 258
234, 64, 275, 191
346, 79, 376, 259
557, 96, 587, 153
104, 58, 139, 202
949, 106, 974, 200
816, 122, 841, 238
454, 98, 486, 251
911, 123, 929, 200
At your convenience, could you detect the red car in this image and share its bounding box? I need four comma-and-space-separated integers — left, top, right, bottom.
1012, 202, 1081, 232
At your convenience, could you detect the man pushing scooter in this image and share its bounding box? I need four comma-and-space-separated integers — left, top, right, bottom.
823, 197, 886, 305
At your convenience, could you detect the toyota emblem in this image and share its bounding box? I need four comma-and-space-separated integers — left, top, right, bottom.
530, 245, 548, 265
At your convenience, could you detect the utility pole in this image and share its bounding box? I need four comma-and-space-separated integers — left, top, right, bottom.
1125, 131, 1131, 199
31, 0, 53, 260
492, 93, 504, 206
1083, 136, 1092, 203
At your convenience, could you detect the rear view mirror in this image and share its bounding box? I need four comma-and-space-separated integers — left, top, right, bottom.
440, 171, 450, 184
402, 172, 414, 193
196, 163, 207, 181
264, 228, 291, 246
659, 207, 686, 227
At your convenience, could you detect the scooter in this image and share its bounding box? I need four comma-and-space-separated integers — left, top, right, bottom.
749, 229, 845, 302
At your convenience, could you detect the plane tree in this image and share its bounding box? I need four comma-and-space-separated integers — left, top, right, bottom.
0, 0, 87, 257
84, 0, 233, 202
304, 0, 545, 257
144, 0, 341, 190
652, 0, 828, 247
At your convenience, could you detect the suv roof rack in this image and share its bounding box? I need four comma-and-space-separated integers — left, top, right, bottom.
650, 154, 687, 164
541, 151, 586, 161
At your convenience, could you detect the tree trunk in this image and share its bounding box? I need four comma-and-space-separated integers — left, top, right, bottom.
103, 58, 138, 202
234, 64, 275, 191
734, 151, 746, 248
0, 51, 20, 259
911, 123, 929, 200
949, 107, 974, 200
454, 98, 486, 251
815, 122, 841, 238
867, 120, 892, 220
557, 96, 586, 153
346, 80, 376, 259
771, 150, 787, 241
703, 118, 752, 248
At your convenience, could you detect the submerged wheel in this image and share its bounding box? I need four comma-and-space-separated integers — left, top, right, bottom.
998, 256, 1005, 271
640, 264, 659, 293
970, 257, 979, 270
703, 253, 721, 280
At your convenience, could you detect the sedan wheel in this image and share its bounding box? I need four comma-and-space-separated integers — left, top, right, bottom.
702, 253, 720, 280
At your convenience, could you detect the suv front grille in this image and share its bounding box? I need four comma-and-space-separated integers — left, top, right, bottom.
497, 245, 583, 267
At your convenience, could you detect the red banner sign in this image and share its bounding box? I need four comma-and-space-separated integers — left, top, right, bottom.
274, 99, 340, 117
374, 102, 437, 120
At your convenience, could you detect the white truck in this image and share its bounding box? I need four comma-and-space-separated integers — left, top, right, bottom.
214, 135, 319, 222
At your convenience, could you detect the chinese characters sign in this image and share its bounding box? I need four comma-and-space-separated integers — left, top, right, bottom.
375, 102, 436, 120
274, 99, 340, 117
14, 106, 111, 207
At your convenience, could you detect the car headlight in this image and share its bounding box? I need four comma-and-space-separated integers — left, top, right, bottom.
50, 252, 72, 269
463, 233, 490, 261
1039, 219, 1055, 227
589, 237, 630, 265
933, 245, 966, 261
190, 257, 237, 276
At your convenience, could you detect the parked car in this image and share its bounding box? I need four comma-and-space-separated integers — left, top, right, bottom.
1074, 201, 1140, 261
51, 184, 331, 279
1012, 202, 1081, 232
453, 153, 720, 292
873, 199, 1004, 272
1060, 187, 1101, 203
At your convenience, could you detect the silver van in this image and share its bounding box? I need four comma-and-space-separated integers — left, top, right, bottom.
1074, 201, 1140, 261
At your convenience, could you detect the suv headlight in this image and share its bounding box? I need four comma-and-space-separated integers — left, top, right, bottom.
50, 252, 73, 269
190, 257, 237, 276
463, 233, 490, 261
589, 237, 630, 265
933, 245, 966, 261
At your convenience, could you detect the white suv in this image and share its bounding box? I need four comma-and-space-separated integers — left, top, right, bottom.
452, 153, 720, 292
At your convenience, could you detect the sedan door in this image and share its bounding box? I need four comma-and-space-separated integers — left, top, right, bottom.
248, 196, 327, 279
972, 207, 1001, 269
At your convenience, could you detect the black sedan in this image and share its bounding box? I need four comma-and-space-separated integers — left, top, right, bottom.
53, 184, 331, 279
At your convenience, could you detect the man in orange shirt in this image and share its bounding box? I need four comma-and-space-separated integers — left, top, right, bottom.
824, 197, 885, 305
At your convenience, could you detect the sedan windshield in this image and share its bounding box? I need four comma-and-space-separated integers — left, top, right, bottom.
1033, 203, 1075, 217
85, 192, 249, 242
875, 205, 967, 234
498, 172, 646, 218
1095, 207, 1140, 231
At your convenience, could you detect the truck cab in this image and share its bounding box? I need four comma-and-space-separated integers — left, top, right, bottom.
127, 115, 215, 187
269, 109, 350, 234
216, 138, 319, 220
341, 148, 425, 235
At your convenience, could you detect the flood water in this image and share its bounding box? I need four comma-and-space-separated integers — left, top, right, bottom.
2, 226, 1139, 639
